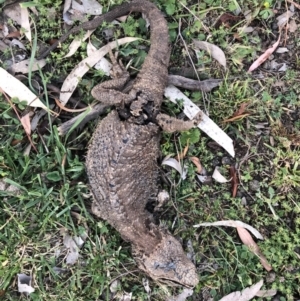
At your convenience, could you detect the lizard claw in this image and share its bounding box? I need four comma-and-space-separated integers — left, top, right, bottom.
107, 47, 129, 79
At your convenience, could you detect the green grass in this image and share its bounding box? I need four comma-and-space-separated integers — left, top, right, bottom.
1, 0, 300, 300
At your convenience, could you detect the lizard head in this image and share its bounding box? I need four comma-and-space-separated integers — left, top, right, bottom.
134, 233, 199, 287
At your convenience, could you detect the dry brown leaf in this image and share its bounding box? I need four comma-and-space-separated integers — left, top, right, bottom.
229, 165, 238, 197
6, 31, 21, 38
237, 227, 272, 271
54, 98, 89, 113
287, 133, 300, 146
232, 102, 250, 117
189, 157, 202, 173
20, 113, 31, 136
224, 113, 250, 123
176, 143, 189, 160
223, 102, 251, 123
233, 32, 242, 41
248, 34, 281, 72
215, 13, 242, 29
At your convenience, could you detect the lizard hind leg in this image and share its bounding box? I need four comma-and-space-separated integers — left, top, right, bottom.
91, 48, 133, 105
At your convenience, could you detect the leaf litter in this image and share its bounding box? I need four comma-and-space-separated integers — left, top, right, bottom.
17, 274, 35, 295
1, 1, 294, 301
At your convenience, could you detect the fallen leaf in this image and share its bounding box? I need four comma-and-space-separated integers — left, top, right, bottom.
288, 19, 297, 32
176, 144, 189, 160
278, 63, 287, 72
233, 102, 250, 117
63, 234, 85, 265
63, 0, 85, 25
237, 227, 272, 271
87, 40, 114, 75
55, 98, 89, 113
20, 113, 31, 135
60, 37, 138, 105
110, 280, 120, 293
229, 165, 238, 197
0, 40, 9, 52
276, 47, 289, 53
276, 11, 294, 28
167, 288, 194, 301
142, 278, 151, 295
255, 289, 277, 297
17, 274, 35, 295
80, 0, 102, 15
4, 4, 22, 25
0, 68, 48, 110
286, 0, 300, 10
189, 157, 202, 173
196, 174, 212, 184
64, 29, 96, 58
94, 57, 113, 75
212, 166, 230, 183
52, 266, 68, 275
6, 31, 21, 38
215, 13, 242, 29
239, 26, 254, 34
1, 23, 9, 36
193, 40, 226, 69
162, 156, 187, 180
218, 279, 263, 301
248, 34, 281, 72
194, 220, 263, 240
9, 59, 47, 73
164, 85, 235, 157
224, 113, 250, 123
119, 292, 132, 301
20, 6, 31, 41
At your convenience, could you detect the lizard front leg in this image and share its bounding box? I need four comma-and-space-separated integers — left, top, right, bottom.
156, 112, 202, 133
91, 49, 134, 105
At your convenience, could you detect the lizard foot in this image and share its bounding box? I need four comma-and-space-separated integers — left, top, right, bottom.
156, 112, 202, 133
107, 48, 128, 80
91, 48, 133, 105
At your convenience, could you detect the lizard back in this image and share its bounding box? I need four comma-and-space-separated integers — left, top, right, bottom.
86, 0, 199, 287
